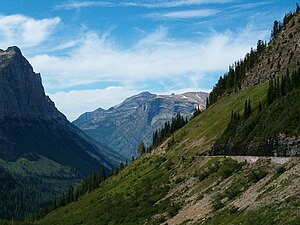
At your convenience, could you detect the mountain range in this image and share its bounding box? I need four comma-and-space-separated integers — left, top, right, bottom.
73, 91, 208, 158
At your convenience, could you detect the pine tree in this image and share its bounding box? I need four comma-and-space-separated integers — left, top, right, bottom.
120, 161, 124, 170
244, 99, 248, 118
206, 97, 209, 108
137, 141, 146, 155
247, 99, 252, 116
271, 20, 280, 39
258, 101, 263, 111
244, 99, 252, 118
100, 164, 106, 181
267, 79, 274, 104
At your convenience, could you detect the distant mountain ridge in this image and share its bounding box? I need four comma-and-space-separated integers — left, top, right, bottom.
74, 91, 208, 158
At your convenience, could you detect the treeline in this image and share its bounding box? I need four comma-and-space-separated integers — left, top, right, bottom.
56, 165, 106, 208
207, 40, 267, 107
271, 5, 299, 40
26, 166, 109, 222
138, 110, 200, 154
208, 4, 300, 108
267, 68, 300, 104
150, 112, 188, 150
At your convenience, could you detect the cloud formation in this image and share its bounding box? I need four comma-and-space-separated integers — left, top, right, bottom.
28, 24, 269, 121
148, 9, 219, 20
0, 14, 60, 49
30, 26, 267, 91
0, 0, 272, 121
55, 1, 114, 10
56, 0, 232, 10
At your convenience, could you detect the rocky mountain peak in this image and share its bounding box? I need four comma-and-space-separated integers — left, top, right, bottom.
123, 91, 157, 104
74, 91, 208, 158
0, 46, 64, 120
0, 46, 117, 176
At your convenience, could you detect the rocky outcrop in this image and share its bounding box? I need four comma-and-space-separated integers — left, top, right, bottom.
242, 12, 300, 88
74, 91, 208, 158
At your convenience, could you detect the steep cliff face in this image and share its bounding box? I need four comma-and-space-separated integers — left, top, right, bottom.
242, 12, 300, 88
0, 47, 64, 119
0, 46, 116, 175
74, 91, 208, 158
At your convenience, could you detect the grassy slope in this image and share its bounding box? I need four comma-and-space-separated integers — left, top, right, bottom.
37, 155, 174, 225
37, 81, 300, 224
37, 78, 300, 224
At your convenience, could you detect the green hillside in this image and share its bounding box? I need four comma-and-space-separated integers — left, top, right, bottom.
35, 9, 300, 225
36, 77, 300, 224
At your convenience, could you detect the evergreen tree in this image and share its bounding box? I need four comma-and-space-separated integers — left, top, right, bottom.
267, 79, 274, 104
206, 97, 209, 108
244, 99, 248, 118
247, 99, 252, 116
120, 161, 124, 170
271, 20, 280, 39
137, 141, 146, 155
131, 155, 135, 162
192, 104, 202, 118
258, 101, 263, 111
100, 165, 106, 182
243, 99, 252, 118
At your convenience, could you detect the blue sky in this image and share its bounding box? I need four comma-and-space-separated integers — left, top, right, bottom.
0, 0, 298, 120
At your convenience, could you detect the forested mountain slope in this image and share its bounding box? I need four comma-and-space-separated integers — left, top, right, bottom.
0, 47, 120, 220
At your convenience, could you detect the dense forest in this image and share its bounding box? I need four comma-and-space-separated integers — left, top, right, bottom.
0, 167, 55, 221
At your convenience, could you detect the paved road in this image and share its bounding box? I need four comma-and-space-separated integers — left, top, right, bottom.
223, 156, 292, 165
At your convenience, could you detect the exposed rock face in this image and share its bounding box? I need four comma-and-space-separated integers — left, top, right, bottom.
242, 12, 300, 88
0, 46, 116, 175
0, 47, 63, 119
74, 91, 208, 158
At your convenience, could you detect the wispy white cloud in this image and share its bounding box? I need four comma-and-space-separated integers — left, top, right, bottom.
55, 1, 115, 10
148, 9, 219, 20
229, 2, 271, 10
0, 6, 269, 121
122, 0, 232, 8
56, 0, 232, 10
30, 25, 269, 92
0, 14, 60, 49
